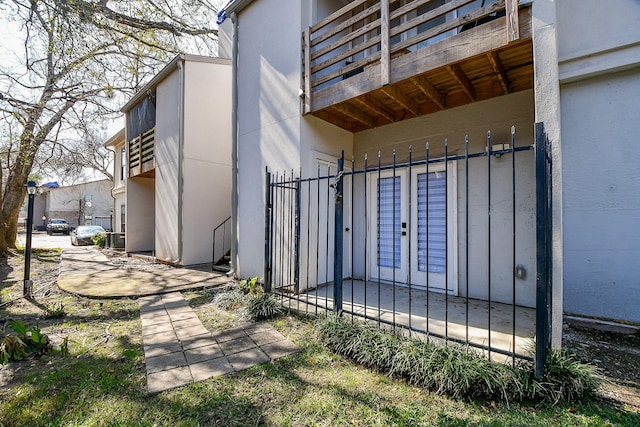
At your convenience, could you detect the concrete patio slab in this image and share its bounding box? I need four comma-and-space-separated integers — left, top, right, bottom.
146, 351, 188, 374
219, 335, 256, 356
58, 247, 231, 297
227, 348, 270, 371
147, 366, 192, 394
189, 358, 235, 382
184, 344, 224, 364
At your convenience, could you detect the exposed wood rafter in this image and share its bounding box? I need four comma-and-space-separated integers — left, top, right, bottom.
381, 85, 419, 116
487, 51, 510, 94
332, 102, 376, 128
353, 94, 395, 122
411, 75, 445, 110
446, 64, 475, 102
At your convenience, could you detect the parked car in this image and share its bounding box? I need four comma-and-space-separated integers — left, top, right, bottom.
70, 225, 105, 246
46, 219, 70, 235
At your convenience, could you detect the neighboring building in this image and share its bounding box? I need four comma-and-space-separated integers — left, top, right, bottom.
29, 180, 114, 230
120, 54, 232, 266
105, 129, 127, 234
217, 0, 640, 355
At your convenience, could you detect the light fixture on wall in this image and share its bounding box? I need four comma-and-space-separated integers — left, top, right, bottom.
491, 143, 510, 158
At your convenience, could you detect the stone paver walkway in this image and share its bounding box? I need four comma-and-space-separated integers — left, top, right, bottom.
140, 292, 299, 393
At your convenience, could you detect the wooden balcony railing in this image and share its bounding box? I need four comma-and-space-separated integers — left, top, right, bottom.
128, 127, 155, 177
302, 0, 523, 116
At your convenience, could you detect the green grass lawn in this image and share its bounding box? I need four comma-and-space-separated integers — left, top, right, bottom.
1, 284, 638, 426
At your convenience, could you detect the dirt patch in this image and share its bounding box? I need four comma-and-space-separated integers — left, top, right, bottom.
562, 324, 640, 411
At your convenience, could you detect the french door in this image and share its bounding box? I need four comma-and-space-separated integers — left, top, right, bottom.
369, 164, 457, 293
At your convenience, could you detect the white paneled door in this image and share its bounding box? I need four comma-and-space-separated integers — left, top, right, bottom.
369, 164, 457, 293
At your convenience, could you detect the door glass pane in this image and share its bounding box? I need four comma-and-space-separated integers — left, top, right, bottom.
417, 172, 446, 273
378, 176, 401, 268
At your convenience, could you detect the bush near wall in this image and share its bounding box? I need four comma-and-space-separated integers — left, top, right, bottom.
315, 315, 601, 405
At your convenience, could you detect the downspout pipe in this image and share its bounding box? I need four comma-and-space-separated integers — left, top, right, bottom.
229, 11, 239, 276
177, 59, 185, 265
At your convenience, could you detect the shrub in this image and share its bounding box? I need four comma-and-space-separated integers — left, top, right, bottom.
238, 276, 262, 295
521, 349, 602, 404
315, 315, 600, 405
1, 320, 51, 365
245, 293, 284, 321
213, 287, 246, 311
93, 232, 107, 248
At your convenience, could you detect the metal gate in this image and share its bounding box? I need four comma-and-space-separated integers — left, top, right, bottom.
265, 124, 552, 373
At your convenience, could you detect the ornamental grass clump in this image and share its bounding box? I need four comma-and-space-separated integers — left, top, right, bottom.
213, 287, 246, 311
521, 348, 602, 405
315, 315, 600, 405
245, 293, 284, 321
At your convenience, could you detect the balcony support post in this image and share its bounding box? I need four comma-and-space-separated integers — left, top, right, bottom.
303, 27, 312, 114
381, 0, 390, 86
506, 0, 520, 42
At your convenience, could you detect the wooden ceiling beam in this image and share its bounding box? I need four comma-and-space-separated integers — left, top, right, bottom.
315, 108, 356, 132
353, 94, 395, 122
447, 64, 475, 102
487, 51, 510, 95
411, 75, 445, 110
381, 85, 419, 116
331, 102, 376, 128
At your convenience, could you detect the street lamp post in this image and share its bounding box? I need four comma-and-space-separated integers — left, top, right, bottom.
23, 181, 37, 298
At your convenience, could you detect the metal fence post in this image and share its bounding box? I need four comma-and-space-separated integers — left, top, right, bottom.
264, 168, 272, 292
333, 153, 344, 314
535, 122, 552, 378
294, 177, 301, 294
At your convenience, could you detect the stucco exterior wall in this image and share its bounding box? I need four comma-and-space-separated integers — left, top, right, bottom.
556, 0, 640, 324
231, 0, 357, 278
154, 69, 181, 263
235, 0, 303, 278
556, 0, 640, 83
125, 177, 155, 252
182, 60, 232, 266
352, 90, 536, 306
559, 68, 640, 323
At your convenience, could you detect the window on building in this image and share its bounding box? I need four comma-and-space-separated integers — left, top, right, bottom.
121, 147, 127, 180
120, 204, 126, 232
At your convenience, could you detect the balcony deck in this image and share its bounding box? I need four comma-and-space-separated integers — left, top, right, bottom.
303, 0, 533, 132
128, 127, 155, 178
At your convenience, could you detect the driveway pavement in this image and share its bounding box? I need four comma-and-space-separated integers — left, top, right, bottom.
16, 230, 74, 249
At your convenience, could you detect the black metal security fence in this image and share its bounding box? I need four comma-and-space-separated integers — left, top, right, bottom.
264, 124, 553, 374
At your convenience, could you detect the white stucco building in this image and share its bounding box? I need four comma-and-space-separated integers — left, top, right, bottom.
121, 55, 233, 266
28, 179, 114, 230
217, 0, 640, 349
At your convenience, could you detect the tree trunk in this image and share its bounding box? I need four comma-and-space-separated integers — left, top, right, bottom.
0, 180, 28, 256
